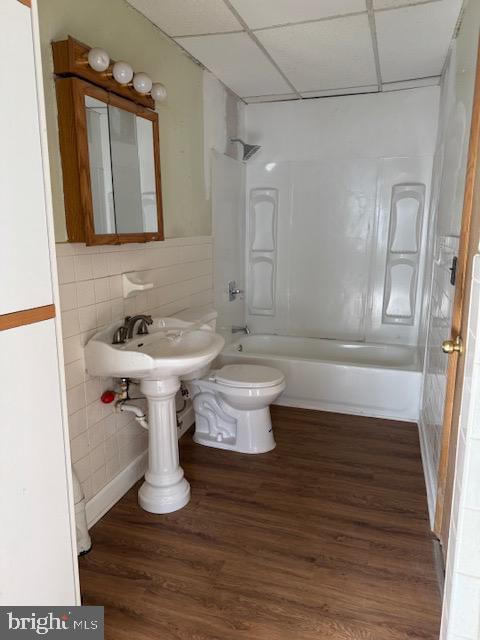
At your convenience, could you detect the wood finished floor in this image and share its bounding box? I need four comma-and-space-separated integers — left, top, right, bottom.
80, 407, 441, 640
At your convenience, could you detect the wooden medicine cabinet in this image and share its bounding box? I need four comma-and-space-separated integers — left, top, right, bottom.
53, 37, 164, 245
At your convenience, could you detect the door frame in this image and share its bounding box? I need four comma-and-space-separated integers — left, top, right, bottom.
434, 35, 480, 549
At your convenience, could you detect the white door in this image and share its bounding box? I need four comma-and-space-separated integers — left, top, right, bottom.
0, 321, 79, 604
0, 0, 54, 314
0, 0, 79, 604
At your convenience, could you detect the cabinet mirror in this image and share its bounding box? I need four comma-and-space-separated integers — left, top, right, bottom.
56, 77, 163, 245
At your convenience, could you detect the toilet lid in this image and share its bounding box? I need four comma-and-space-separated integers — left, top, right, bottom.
214, 364, 284, 389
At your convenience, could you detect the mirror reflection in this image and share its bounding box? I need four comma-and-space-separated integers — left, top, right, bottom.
85, 96, 115, 234
85, 96, 159, 236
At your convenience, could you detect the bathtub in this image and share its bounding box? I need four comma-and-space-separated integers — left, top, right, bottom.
217, 334, 421, 422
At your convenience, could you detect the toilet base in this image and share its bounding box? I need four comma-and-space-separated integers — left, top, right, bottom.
193, 406, 276, 454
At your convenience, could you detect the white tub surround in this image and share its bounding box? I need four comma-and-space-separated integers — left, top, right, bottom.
138, 377, 190, 514
219, 335, 421, 422
243, 88, 439, 347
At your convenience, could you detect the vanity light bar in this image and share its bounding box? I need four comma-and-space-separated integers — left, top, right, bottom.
86, 46, 167, 102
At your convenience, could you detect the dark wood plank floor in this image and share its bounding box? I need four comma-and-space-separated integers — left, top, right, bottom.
80, 407, 441, 640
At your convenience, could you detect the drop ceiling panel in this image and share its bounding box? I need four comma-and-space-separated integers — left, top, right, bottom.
127, 0, 242, 36
228, 0, 366, 30
376, 0, 463, 82
175, 32, 292, 97
256, 15, 378, 93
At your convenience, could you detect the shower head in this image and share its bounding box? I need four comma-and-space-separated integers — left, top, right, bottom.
230, 138, 261, 161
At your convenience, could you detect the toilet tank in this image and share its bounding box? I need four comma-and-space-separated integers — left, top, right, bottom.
173, 306, 218, 330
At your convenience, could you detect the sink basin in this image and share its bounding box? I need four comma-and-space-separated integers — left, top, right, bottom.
85, 315, 225, 516
85, 317, 225, 380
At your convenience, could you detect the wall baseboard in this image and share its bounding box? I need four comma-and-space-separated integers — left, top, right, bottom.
86, 402, 195, 529
86, 451, 147, 528
417, 414, 437, 528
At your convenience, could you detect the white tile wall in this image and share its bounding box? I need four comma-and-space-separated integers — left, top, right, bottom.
420, 234, 459, 517
56, 237, 213, 502
441, 255, 480, 640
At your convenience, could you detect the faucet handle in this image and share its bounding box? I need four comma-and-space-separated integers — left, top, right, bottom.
228, 280, 244, 301
112, 325, 128, 345
137, 319, 150, 335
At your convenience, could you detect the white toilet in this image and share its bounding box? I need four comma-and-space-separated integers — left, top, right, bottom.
186, 364, 285, 454
176, 307, 285, 454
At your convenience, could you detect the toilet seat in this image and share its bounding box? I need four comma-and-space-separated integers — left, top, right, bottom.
211, 364, 284, 389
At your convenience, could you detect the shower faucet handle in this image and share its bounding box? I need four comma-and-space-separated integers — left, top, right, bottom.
228, 280, 243, 301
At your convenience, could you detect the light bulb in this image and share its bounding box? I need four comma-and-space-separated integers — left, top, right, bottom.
133, 72, 152, 95
151, 82, 167, 102
112, 61, 134, 85
87, 48, 110, 73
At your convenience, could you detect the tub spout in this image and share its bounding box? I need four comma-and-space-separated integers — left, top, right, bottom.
232, 325, 250, 335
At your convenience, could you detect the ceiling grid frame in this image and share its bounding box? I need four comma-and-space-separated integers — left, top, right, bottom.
127, 0, 465, 103
221, 0, 302, 99
366, 0, 384, 91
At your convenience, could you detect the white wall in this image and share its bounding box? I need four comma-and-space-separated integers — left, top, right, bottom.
203, 71, 245, 198
244, 87, 439, 343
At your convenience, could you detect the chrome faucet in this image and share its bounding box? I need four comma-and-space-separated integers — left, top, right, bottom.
112, 324, 128, 345
112, 315, 153, 344
232, 324, 251, 335
126, 314, 153, 339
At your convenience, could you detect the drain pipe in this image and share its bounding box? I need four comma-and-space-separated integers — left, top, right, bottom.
101, 386, 148, 429
72, 469, 92, 555
101, 384, 190, 431
117, 401, 149, 430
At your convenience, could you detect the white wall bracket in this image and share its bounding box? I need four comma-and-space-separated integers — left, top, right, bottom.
122, 272, 154, 298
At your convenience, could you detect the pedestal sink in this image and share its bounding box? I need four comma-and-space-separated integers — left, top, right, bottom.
85, 317, 225, 514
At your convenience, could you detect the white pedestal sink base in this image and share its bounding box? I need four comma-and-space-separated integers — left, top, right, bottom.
138, 377, 191, 514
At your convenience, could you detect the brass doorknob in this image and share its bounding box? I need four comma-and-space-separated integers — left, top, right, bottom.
442, 336, 463, 355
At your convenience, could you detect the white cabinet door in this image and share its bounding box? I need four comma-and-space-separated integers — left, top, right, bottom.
0, 1, 79, 606
0, 320, 78, 605
0, 1, 53, 315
